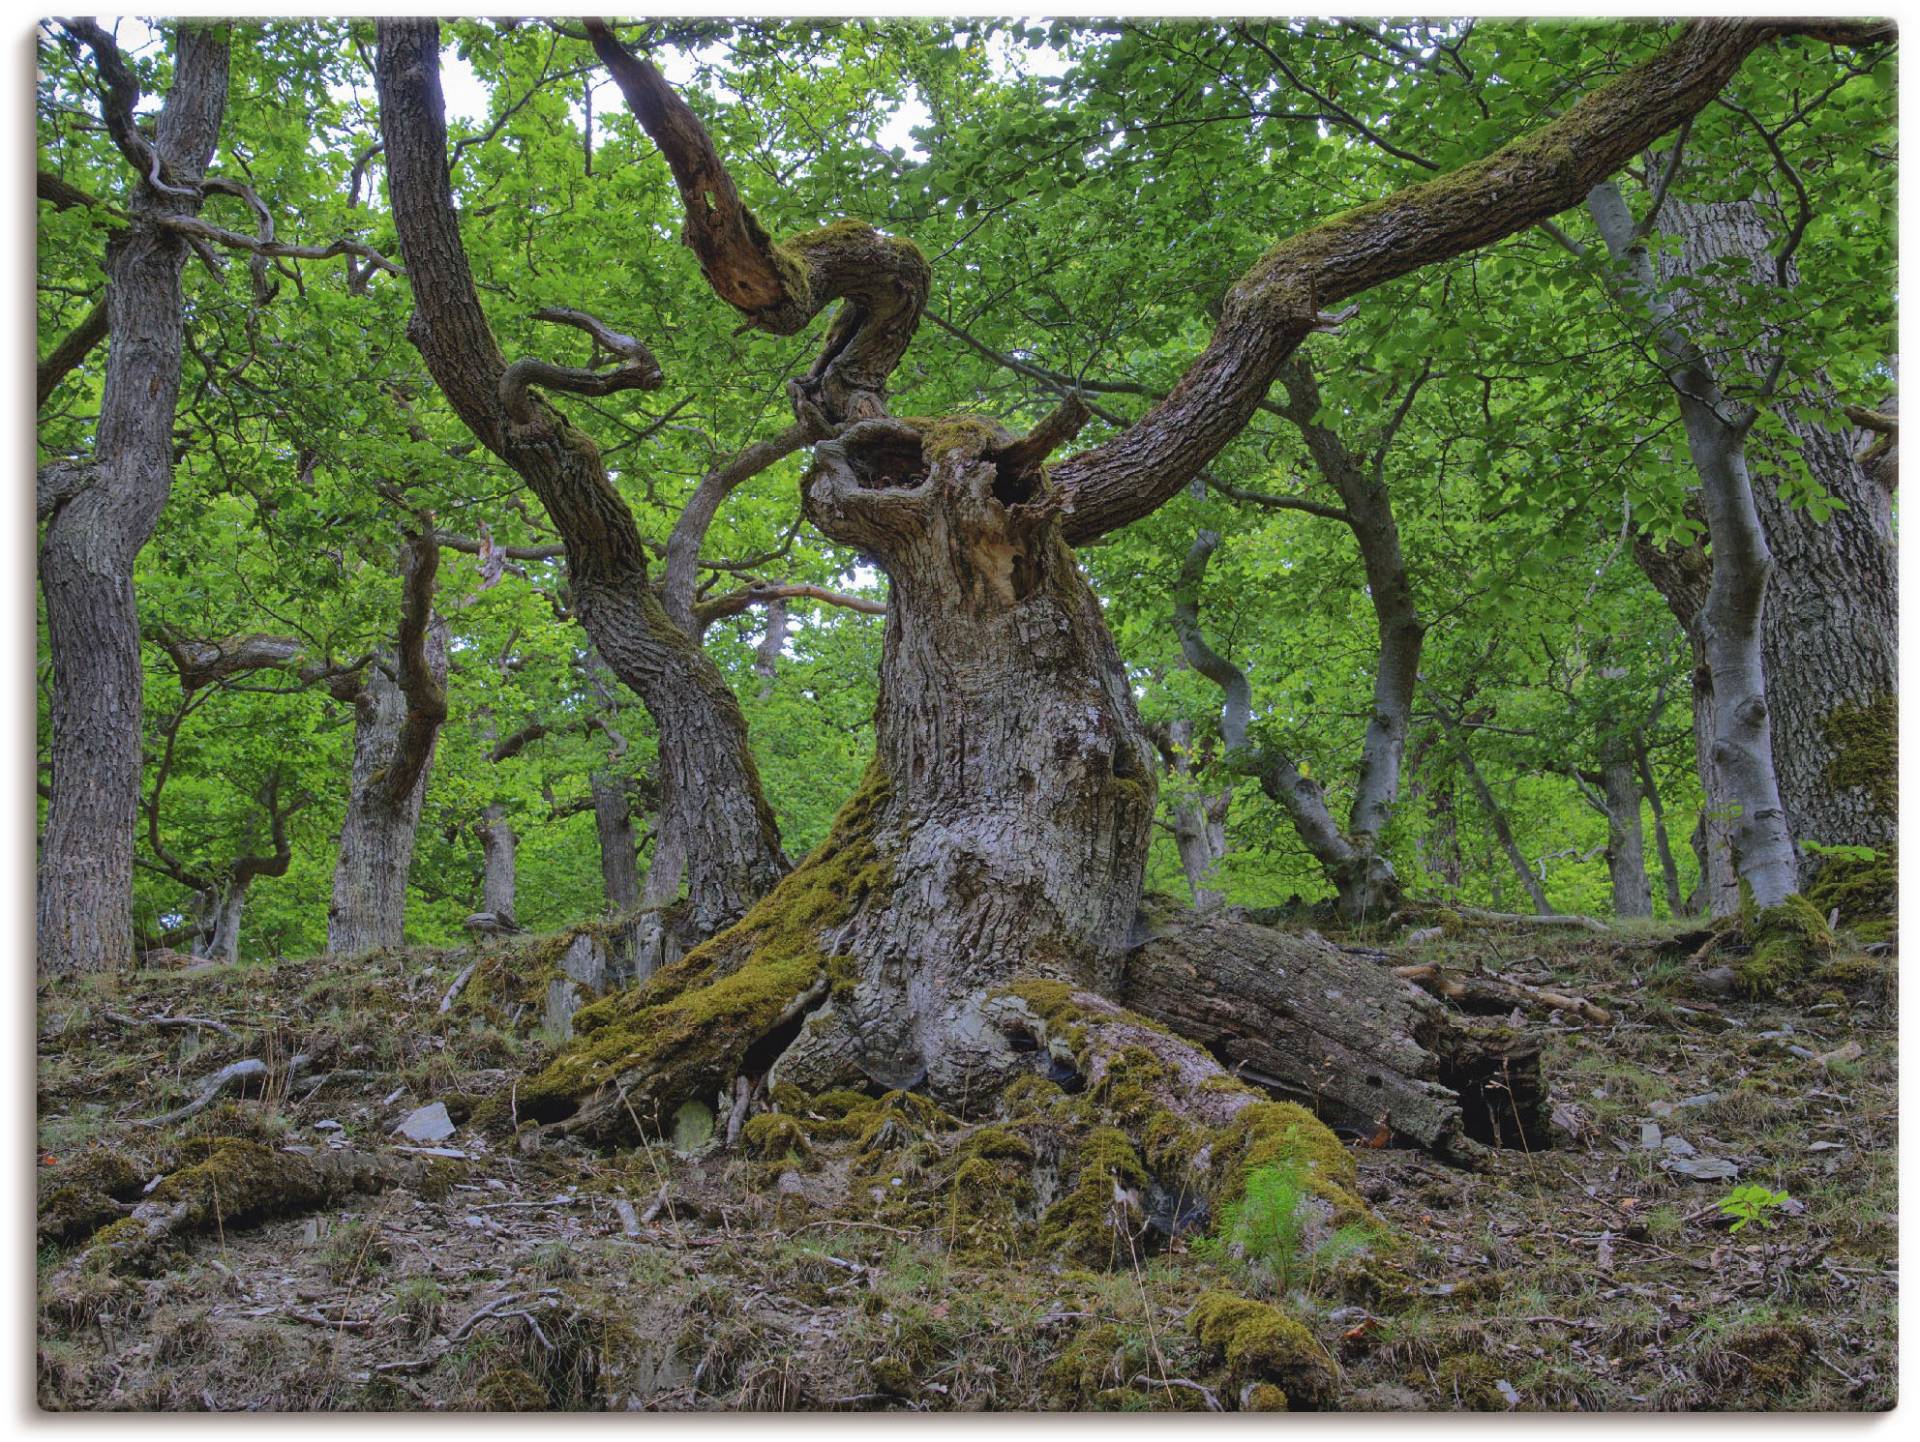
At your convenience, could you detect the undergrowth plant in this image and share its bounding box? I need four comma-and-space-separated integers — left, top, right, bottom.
1195, 1161, 1373, 1296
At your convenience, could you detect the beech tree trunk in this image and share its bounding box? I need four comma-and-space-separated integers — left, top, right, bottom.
476, 803, 518, 926
194, 884, 248, 967
1663, 198, 1897, 873
1589, 182, 1800, 910
36, 24, 228, 975
1164, 719, 1229, 911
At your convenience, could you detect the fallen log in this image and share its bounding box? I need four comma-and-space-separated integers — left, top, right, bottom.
1121, 913, 1550, 1161
1391, 962, 1613, 1025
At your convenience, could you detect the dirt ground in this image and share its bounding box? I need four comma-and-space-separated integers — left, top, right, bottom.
35, 916, 1897, 1412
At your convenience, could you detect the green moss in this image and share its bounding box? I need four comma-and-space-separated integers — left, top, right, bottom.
38, 1147, 146, 1244
1038, 1126, 1148, 1267
1046, 1322, 1147, 1407
471, 1362, 549, 1411
1822, 693, 1895, 817
900, 413, 1014, 465
742, 1113, 814, 1167
854, 1089, 956, 1154
1806, 848, 1896, 926
1208, 1102, 1363, 1219
520, 763, 893, 1128
1738, 893, 1835, 997
1433, 1352, 1508, 1410
1188, 1292, 1333, 1408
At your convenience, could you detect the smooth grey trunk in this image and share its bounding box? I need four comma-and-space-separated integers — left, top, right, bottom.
754, 596, 789, 702
1599, 743, 1654, 919
36, 25, 228, 974
1165, 719, 1229, 911
1589, 181, 1800, 910
590, 772, 643, 914
476, 803, 517, 925
192, 884, 248, 967
1663, 198, 1897, 872
328, 607, 449, 956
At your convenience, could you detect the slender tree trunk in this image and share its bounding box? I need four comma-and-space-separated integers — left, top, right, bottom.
1663, 198, 1897, 874
476, 803, 517, 925
1589, 182, 1800, 910
1165, 720, 1229, 911
1635, 731, 1689, 916
754, 595, 788, 702
591, 772, 643, 914
328, 538, 448, 956
1447, 720, 1554, 916
36, 25, 228, 975
1600, 743, 1653, 919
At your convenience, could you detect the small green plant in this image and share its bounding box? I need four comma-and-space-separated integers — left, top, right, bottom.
320, 1219, 392, 1285
391, 1276, 446, 1339
1195, 1162, 1371, 1295
1719, 1184, 1792, 1233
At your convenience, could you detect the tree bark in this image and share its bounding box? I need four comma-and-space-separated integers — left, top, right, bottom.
1164, 720, 1230, 911
1599, 741, 1653, 919
1634, 729, 1689, 916
327, 536, 449, 955
1662, 198, 1897, 873
1589, 182, 1800, 909
590, 771, 643, 914
475, 803, 518, 926
375, 20, 788, 946
37, 23, 228, 975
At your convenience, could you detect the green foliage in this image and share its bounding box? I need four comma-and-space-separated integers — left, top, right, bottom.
1196, 1162, 1374, 1296
1718, 1185, 1792, 1234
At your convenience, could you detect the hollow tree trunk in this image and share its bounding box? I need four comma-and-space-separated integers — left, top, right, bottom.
328, 626, 447, 955
800, 419, 1160, 1104
35, 25, 228, 975
1599, 742, 1653, 919
591, 771, 643, 914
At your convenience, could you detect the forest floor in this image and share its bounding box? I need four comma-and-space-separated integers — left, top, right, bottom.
35, 914, 1897, 1413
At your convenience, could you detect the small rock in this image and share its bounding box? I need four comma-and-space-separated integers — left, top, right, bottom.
391, 1101, 456, 1144
1661, 1135, 1697, 1157
1678, 1092, 1722, 1110
1639, 1122, 1663, 1150
1662, 1155, 1739, 1182
312, 1119, 343, 1133
1819, 1041, 1864, 1067
1696, 966, 1739, 996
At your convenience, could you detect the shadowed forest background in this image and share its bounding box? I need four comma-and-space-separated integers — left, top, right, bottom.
34, 14, 1896, 1413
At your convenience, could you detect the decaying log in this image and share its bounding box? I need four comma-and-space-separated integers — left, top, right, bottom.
1122, 914, 1549, 1160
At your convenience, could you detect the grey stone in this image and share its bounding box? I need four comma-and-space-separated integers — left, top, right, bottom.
391, 1101, 455, 1144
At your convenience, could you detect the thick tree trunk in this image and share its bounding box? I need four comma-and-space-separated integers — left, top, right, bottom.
36, 25, 228, 975
1590, 182, 1800, 910
591, 772, 643, 914
328, 624, 448, 956
800, 419, 1159, 1104
1599, 743, 1653, 919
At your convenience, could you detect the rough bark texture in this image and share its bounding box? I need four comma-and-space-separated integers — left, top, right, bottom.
590, 771, 643, 914
1590, 182, 1799, 908
37, 23, 228, 975
1122, 914, 1546, 1159
801, 417, 1158, 1104
1663, 198, 1897, 872
376, 19, 787, 947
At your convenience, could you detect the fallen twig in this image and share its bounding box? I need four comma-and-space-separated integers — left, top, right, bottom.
1393, 963, 1612, 1025
135, 1058, 269, 1127
1135, 1374, 1222, 1411
437, 956, 482, 1014
105, 1009, 238, 1039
